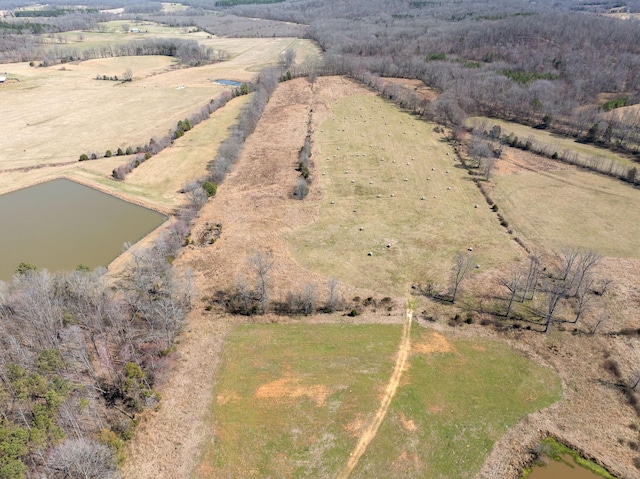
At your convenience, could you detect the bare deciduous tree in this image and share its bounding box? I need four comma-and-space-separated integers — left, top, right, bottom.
326, 277, 339, 312
450, 252, 474, 303
251, 251, 275, 314
47, 438, 121, 479
498, 265, 523, 318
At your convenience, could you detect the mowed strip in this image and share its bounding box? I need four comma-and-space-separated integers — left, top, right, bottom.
289, 93, 520, 296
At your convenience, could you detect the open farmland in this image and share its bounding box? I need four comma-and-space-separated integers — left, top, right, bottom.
467, 116, 637, 170
288, 94, 521, 296
0, 92, 248, 211
195, 323, 560, 479
491, 154, 640, 258
0, 31, 318, 171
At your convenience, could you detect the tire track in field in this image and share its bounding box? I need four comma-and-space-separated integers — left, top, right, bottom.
338, 308, 413, 479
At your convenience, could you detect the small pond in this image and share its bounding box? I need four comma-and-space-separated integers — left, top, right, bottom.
0, 179, 166, 281
213, 79, 242, 86
527, 456, 609, 479
525, 438, 615, 479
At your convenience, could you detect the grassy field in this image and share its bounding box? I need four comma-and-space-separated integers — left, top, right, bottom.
0, 92, 249, 211
493, 166, 640, 258
0, 29, 317, 172
288, 95, 520, 296
352, 327, 561, 479
197, 323, 403, 478
467, 117, 637, 169
196, 323, 561, 479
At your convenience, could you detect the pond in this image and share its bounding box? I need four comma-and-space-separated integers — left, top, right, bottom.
213, 79, 242, 86
524, 438, 615, 479
0, 179, 167, 281
527, 455, 609, 479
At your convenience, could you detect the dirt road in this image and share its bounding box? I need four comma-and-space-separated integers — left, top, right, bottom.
338, 308, 413, 479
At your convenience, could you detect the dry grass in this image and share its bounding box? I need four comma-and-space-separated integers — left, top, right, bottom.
492, 162, 640, 258
467, 116, 637, 169
288, 94, 520, 296
0, 93, 249, 212
0, 32, 318, 171
123, 94, 250, 207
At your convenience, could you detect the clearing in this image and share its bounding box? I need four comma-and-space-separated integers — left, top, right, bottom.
288, 93, 520, 296
467, 116, 637, 170
195, 322, 559, 479
491, 148, 640, 258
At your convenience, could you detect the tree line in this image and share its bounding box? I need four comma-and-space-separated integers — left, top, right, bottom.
177, 0, 640, 155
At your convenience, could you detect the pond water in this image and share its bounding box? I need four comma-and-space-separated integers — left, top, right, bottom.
213, 79, 242, 86
527, 455, 611, 479
0, 179, 166, 281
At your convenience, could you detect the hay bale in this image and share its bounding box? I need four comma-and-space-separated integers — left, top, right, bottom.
330, 200, 335, 204
368, 252, 373, 256
447, 186, 452, 190
421, 196, 426, 200
468, 247, 473, 251
390, 193, 395, 197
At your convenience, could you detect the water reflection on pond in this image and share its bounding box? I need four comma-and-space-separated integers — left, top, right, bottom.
0, 179, 166, 281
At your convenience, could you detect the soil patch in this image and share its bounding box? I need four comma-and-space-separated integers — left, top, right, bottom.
255, 377, 330, 407
412, 331, 455, 355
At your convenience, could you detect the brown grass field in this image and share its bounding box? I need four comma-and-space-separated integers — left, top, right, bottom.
491, 152, 640, 258
467, 116, 637, 169
0, 29, 318, 172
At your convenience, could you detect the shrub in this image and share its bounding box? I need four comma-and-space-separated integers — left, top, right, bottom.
15, 262, 39, 274
105, 150, 112, 157
90, 153, 97, 160
79, 153, 89, 161
202, 181, 217, 197
116, 147, 124, 156
125, 146, 133, 155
